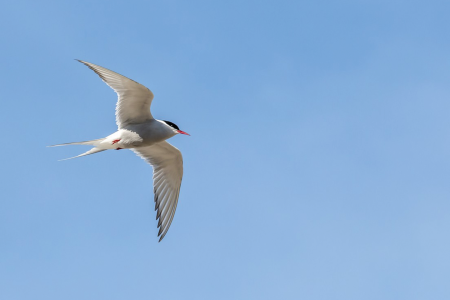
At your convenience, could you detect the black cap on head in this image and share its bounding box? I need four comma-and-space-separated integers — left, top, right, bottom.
162, 120, 180, 130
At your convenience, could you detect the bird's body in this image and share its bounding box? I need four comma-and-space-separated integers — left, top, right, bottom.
102, 120, 178, 150
50, 60, 189, 241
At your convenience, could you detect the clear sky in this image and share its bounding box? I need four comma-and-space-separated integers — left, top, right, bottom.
1, 0, 450, 299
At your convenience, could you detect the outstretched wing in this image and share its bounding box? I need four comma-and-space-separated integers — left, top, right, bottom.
77, 60, 154, 128
133, 141, 183, 242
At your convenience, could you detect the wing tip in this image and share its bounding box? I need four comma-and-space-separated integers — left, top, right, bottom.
158, 231, 167, 242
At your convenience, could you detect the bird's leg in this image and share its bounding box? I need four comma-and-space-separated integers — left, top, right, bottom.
112, 139, 122, 150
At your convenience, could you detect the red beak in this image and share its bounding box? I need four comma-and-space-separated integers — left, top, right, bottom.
177, 130, 190, 136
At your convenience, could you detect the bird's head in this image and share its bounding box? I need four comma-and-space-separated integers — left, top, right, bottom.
162, 120, 190, 136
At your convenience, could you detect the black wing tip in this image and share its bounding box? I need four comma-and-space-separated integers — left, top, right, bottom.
158, 231, 167, 242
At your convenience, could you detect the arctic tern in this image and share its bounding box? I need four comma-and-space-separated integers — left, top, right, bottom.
50, 60, 189, 241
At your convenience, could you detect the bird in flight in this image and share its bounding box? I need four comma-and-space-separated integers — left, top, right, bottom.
50, 60, 189, 241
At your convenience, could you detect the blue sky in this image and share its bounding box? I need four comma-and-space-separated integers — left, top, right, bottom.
1, 0, 450, 299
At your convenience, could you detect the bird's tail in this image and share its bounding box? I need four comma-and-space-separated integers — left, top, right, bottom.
58, 147, 106, 161
48, 138, 105, 147
48, 138, 107, 161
